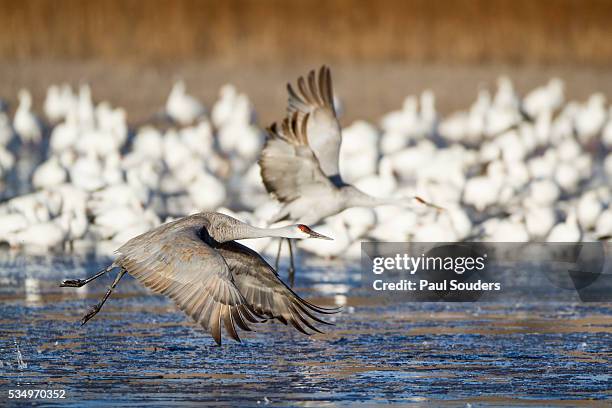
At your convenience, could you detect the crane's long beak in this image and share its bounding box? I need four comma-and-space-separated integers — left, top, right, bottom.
308, 230, 333, 240
414, 196, 445, 212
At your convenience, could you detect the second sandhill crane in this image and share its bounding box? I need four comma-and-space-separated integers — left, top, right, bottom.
260, 66, 441, 285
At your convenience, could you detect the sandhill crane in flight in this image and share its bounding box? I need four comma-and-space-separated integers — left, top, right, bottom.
60, 212, 336, 345
260, 66, 441, 285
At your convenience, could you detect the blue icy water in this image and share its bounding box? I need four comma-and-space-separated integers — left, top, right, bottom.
0, 250, 610, 406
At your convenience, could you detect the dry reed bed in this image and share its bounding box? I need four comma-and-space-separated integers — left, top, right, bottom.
1, 0, 612, 65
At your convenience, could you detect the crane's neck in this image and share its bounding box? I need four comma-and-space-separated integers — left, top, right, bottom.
207, 214, 300, 243
229, 225, 299, 241
342, 186, 433, 211
342, 186, 398, 208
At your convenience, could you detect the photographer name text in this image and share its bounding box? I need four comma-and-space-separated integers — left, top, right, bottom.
370, 253, 501, 292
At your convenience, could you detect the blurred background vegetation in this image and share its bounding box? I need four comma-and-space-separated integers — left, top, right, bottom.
1, 0, 611, 123
3, 0, 612, 64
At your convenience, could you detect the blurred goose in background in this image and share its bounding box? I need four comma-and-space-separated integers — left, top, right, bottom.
50, 102, 79, 153
4, 220, 66, 251
380, 95, 418, 144
493, 76, 519, 111
217, 92, 263, 170
69, 151, 106, 192
88, 183, 147, 218
338, 120, 379, 183
413, 211, 465, 242
487, 215, 530, 242
187, 172, 227, 211
554, 161, 581, 194
14, 89, 42, 145
212, 84, 239, 128
354, 156, 399, 198
485, 77, 521, 136
380, 90, 436, 153
77, 84, 95, 129
439, 88, 491, 145
462, 165, 506, 211
131, 126, 164, 161
524, 206, 556, 239
574, 93, 607, 144
0, 212, 30, 239
166, 80, 205, 125
547, 207, 581, 242
3, 191, 53, 224
180, 120, 215, 157
522, 78, 564, 119
576, 191, 604, 231
44, 84, 65, 123
59, 205, 88, 250
96, 101, 128, 149
32, 156, 68, 189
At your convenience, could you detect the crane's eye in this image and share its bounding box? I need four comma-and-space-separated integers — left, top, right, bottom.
297, 224, 311, 233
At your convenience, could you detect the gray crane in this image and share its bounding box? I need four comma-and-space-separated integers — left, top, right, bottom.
260, 66, 441, 286
60, 212, 336, 345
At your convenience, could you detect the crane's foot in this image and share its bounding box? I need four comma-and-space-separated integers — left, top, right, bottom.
78, 269, 125, 327
60, 279, 86, 288
80, 305, 101, 326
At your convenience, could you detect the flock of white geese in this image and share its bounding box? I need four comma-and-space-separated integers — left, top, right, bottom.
1, 67, 611, 260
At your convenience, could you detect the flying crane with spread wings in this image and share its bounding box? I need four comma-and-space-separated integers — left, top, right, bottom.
61, 212, 336, 345
259, 66, 441, 285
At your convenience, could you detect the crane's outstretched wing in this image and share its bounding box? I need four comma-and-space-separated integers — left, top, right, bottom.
216, 241, 338, 335
287, 65, 342, 176
260, 112, 336, 203
115, 222, 261, 345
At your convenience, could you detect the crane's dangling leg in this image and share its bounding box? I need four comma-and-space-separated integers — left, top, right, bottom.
60, 265, 113, 288
274, 238, 283, 270
288, 239, 295, 288
80, 268, 126, 326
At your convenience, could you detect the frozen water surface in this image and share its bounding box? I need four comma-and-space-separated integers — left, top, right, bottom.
0, 250, 610, 406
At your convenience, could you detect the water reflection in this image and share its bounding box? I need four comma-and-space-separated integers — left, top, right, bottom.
24, 277, 41, 305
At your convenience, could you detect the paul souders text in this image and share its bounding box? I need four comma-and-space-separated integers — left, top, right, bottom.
373, 279, 501, 291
